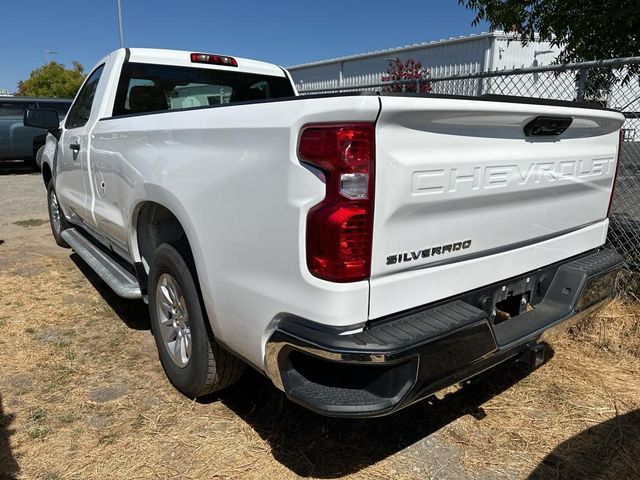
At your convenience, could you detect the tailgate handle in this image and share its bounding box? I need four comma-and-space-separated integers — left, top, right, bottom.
524, 116, 572, 137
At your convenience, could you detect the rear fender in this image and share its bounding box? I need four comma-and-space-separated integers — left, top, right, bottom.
129, 186, 221, 336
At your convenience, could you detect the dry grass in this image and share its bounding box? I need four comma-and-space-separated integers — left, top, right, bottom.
436, 300, 640, 479
0, 247, 639, 480
0, 252, 416, 480
569, 298, 640, 357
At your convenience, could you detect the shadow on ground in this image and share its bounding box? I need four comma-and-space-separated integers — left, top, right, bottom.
0, 160, 38, 175
216, 352, 549, 478
527, 409, 640, 480
0, 394, 19, 480
70, 253, 149, 331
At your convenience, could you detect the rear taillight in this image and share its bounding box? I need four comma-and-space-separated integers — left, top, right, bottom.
607, 129, 623, 217
190, 52, 238, 67
298, 123, 375, 282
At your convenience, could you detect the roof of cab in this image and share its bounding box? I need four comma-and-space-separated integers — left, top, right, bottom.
124, 48, 286, 77
0, 97, 73, 102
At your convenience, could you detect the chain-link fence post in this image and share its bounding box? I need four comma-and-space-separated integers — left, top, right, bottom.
576, 68, 588, 102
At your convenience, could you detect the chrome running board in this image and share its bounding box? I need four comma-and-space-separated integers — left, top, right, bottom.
61, 228, 142, 299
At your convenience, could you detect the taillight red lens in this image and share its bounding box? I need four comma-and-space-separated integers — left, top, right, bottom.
299, 123, 375, 282
607, 129, 623, 217
190, 53, 238, 67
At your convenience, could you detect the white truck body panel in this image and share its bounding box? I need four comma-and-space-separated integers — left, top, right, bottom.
89, 94, 381, 367
369, 220, 609, 318
369, 96, 622, 317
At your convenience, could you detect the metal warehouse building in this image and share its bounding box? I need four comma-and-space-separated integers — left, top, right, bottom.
287, 32, 640, 140
288, 31, 561, 95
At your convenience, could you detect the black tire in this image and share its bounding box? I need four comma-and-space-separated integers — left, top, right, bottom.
148, 242, 244, 397
46, 181, 70, 248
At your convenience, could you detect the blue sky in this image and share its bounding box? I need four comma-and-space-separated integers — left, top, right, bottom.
0, 0, 487, 92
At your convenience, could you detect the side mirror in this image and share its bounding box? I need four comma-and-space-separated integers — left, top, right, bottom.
24, 108, 60, 131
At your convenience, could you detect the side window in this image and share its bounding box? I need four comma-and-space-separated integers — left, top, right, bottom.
65, 64, 105, 129
0, 102, 35, 117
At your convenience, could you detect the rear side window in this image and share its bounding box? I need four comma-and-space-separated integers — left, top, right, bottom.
0, 101, 36, 117
112, 62, 295, 117
65, 64, 105, 129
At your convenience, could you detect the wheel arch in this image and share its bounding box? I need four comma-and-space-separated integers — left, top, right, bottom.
32, 133, 47, 159
42, 161, 52, 187
131, 200, 203, 276
130, 190, 217, 332
40, 137, 58, 187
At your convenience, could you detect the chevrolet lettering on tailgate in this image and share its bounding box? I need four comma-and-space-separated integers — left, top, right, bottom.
412, 158, 615, 195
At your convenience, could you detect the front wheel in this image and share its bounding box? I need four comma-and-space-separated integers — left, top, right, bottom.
46, 181, 70, 248
148, 242, 244, 397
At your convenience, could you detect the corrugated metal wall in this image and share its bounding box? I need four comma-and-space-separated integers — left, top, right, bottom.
291, 35, 493, 93
491, 37, 560, 69
289, 33, 573, 98
480, 37, 567, 99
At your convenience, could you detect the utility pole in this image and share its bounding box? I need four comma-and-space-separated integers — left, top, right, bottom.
117, 0, 125, 48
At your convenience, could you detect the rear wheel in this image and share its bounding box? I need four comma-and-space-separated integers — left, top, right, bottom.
148, 242, 244, 397
46, 182, 70, 248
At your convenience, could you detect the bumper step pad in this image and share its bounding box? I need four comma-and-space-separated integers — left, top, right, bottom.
280, 300, 489, 354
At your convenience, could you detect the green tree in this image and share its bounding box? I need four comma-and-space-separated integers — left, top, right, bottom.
459, 0, 640, 74
16, 61, 85, 98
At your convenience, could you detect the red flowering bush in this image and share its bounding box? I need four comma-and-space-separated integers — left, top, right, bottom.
381, 58, 432, 93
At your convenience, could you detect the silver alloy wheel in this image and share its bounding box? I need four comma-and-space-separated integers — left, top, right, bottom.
49, 190, 62, 235
156, 273, 192, 368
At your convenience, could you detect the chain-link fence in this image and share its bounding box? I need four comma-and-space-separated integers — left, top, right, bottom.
298, 58, 640, 296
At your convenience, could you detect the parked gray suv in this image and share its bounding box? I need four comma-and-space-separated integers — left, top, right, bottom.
0, 97, 72, 168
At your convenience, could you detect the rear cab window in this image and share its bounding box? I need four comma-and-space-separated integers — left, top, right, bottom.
112, 63, 295, 117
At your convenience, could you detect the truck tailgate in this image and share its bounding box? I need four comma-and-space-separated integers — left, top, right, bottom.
370, 95, 624, 319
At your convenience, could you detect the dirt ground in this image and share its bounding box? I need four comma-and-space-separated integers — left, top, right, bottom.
0, 160, 639, 480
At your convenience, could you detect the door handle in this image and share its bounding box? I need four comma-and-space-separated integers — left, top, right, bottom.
69, 143, 80, 152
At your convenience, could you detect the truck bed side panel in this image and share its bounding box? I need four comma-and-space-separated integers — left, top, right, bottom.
90, 96, 381, 368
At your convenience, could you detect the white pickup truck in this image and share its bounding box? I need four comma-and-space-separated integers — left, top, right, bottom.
25, 48, 625, 417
